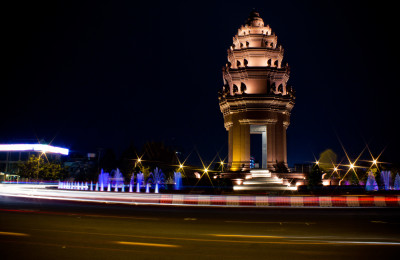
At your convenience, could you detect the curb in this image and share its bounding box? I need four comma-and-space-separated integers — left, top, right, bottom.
129, 194, 400, 207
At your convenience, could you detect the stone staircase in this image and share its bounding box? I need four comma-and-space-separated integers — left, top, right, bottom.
233, 169, 297, 191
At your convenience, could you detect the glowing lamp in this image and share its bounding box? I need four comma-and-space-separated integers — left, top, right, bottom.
322, 180, 330, 186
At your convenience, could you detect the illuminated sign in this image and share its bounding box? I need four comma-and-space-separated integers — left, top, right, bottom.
0, 144, 69, 155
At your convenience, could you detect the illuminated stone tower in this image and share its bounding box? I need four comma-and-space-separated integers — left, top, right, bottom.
218, 10, 295, 172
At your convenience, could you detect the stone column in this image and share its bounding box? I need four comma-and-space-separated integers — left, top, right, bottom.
275, 122, 284, 163
266, 123, 276, 170
282, 124, 288, 167
239, 123, 250, 170
229, 121, 250, 171
274, 120, 289, 167
227, 126, 233, 169
262, 130, 267, 169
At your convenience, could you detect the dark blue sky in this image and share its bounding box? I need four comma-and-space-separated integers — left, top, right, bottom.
1, 0, 399, 167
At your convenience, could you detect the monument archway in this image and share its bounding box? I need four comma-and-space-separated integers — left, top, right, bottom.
250, 125, 267, 169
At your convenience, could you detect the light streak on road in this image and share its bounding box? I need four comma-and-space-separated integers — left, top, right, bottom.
1, 184, 399, 208
0, 231, 29, 237
210, 234, 283, 238
115, 241, 181, 248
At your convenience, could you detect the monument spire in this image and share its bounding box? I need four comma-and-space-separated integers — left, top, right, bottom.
246, 9, 263, 26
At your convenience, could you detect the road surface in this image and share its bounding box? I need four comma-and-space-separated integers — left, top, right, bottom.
1, 196, 400, 259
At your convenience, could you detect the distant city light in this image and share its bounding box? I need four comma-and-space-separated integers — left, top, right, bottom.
350, 163, 355, 169
315, 161, 319, 165
179, 164, 183, 168
372, 159, 377, 165
204, 168, 208, 173
0, 144, 69, 155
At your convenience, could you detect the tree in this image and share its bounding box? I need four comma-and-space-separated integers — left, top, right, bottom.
370, 167, 381, 189
347, 168, 360, 185
307, 164, 323, 187
119, 142, 138, 178
18, 155, 67, 180
141, 141, 178, 171
318, 149, 337, 173
99, 148, 117, 173
274, 161, 289, 173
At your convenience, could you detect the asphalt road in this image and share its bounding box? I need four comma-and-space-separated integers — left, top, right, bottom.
1, 196, 400, 259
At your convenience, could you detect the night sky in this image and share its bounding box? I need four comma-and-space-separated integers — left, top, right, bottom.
1, 0, 399, 167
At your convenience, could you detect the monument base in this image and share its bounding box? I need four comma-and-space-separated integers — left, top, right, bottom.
220, 169, 306, 192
